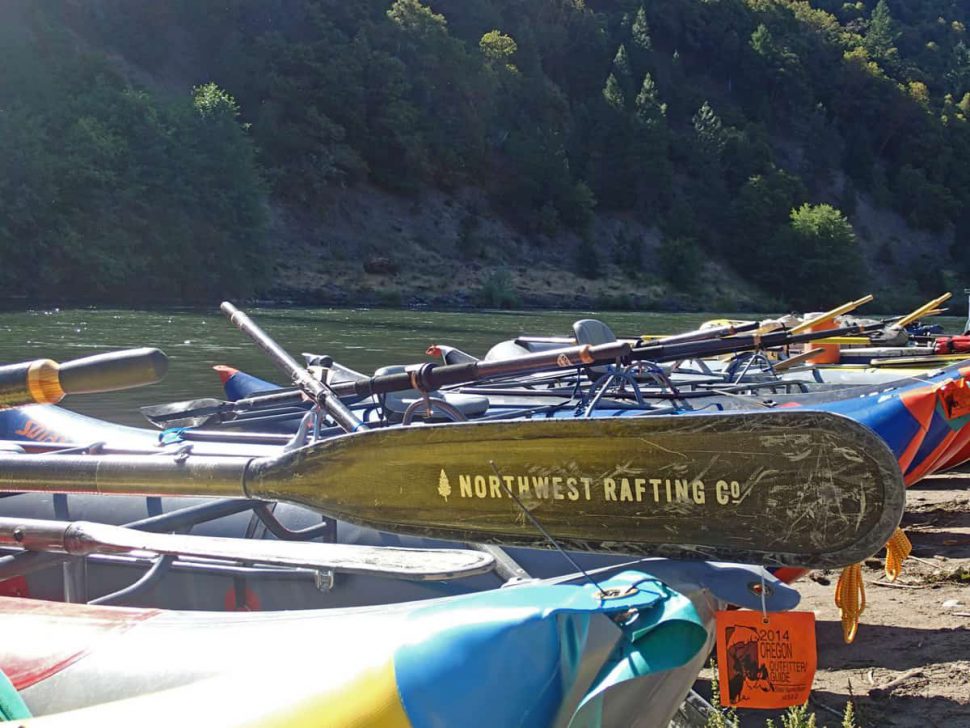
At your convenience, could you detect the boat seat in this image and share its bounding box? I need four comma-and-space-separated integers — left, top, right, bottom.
372, 365, 490, 419
573, 319, 618, 347
573, 319, 618, 377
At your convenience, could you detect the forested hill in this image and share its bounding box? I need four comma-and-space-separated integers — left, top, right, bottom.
2, 1, 969, 311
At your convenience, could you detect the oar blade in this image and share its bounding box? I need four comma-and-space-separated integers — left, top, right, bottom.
140, 398, 227, 428
250, 411, 904, 569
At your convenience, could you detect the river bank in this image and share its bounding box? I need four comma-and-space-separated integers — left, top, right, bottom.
717, 473, 970, 728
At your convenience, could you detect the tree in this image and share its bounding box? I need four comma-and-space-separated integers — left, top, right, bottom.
631, 6, 652, 52
749, 24, 777, 59
692, 100, 726, 157
731, 169, 806, 259
658, 237, 702, 289
480, 29, 517, 68
612, 44, 634, 99
632, 72, 670, 211
635, 72, 666, 126
387, 0, 447, 37
603, 73, 626, 111
959, 91, 970, 117
865, 0, 898, 64
945, 41, 970, 97
777, 204, 864, 307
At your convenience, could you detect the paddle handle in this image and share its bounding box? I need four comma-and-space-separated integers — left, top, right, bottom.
773, 348, 826, 372
0, 348, 168, 408
895, 292, 952, 329
220, 302, 365, 432
789, 294, 874, 334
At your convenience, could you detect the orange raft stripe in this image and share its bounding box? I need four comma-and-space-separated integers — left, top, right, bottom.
897, 383, 939, 475
901, 374, 970, 484
26, 360, 64, 405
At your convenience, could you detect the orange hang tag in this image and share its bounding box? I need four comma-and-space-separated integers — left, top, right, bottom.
715, 610, 817, 709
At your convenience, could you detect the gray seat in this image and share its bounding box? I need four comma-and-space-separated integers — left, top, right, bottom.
572, 319, 618, 377
572, 319, 618, 346
373, 365, 490, 419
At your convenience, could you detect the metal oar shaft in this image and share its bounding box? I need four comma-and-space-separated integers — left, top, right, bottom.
0, 453, 249, 497
629, 322, 876, 362
329, 340, 632, 398
0, 517, 495, 581
640, 320, 761, 346
141, 341, 630, 429
220, 302, 365, 433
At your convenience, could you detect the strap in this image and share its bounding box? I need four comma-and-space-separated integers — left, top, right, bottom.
884, 527, 912, 582
835, 563, 865, 644
833, 529, 911, 643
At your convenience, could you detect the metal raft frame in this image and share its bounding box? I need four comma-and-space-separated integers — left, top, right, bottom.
0, 421, 530, 606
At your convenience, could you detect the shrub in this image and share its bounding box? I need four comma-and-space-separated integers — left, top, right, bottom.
476, 268, 520, 308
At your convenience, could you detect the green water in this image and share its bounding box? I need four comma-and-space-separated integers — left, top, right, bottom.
1, 307, 965, 426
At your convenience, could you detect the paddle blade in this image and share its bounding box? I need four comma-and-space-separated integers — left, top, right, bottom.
140, 398, 228, 428
249, 411, 904, 568
58, 348, 168, 395
140, 390, 305, 429
1, 348, 168, 408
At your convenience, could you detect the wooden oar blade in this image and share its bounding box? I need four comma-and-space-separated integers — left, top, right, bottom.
249, 411, 905, 569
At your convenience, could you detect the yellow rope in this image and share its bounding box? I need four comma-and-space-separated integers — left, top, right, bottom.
884, 528, 912, 582
834, 530, 909, 644
834, 563, 865, 644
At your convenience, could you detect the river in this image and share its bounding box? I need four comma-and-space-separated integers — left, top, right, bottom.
0, 306, 965, 426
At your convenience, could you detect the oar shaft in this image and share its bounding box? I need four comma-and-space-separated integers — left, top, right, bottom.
329, 341, 632, 398
220, 302, 365, 433
0, 517, 495, 580
0, 453, 248, 497
640, 320, 761, 346
235, 390, 306, 410
629, 322, 877, 362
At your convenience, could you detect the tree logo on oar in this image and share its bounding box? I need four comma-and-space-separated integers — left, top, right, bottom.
437, 469, 452, 502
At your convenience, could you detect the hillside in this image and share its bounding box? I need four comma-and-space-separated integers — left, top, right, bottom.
1, 1, 969, 311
